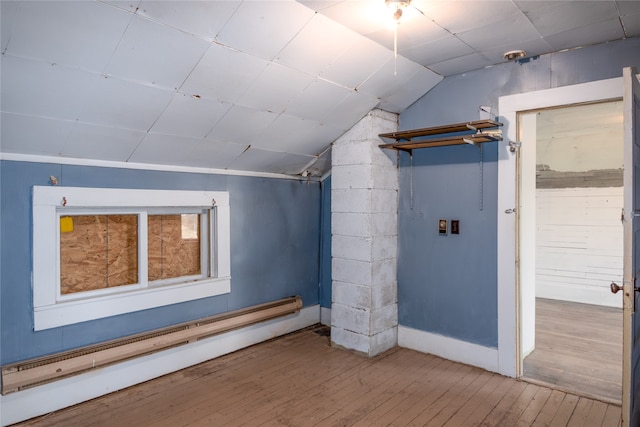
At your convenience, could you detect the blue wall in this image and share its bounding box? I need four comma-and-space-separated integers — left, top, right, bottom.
0, 160, 321, 364
397, 36, 640, 348
319, 176, 332, 308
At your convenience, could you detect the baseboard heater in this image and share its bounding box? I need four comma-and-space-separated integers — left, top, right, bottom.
1, 295, 302, 395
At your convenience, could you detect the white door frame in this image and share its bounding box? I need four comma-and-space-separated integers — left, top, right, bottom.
497, 77, 623, 377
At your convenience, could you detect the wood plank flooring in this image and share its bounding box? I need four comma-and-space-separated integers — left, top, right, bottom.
523, 298, 623, 404
14, 325, 621, 427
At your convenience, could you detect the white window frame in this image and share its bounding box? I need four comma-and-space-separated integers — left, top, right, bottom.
32, 186, 231, 331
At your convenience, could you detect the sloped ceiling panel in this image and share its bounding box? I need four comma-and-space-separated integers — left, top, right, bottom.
0, 0, 442, 177
2, 0, 637, 177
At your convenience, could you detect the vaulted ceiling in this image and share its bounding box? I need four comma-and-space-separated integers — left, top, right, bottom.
1, 1, 638, 177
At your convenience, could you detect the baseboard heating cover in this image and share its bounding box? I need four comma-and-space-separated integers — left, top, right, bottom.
1, 296, 302, 394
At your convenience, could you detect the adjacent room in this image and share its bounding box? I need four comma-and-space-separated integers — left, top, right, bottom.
1, 1, 640, 425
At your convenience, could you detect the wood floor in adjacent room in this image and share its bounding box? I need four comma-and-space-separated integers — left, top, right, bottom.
523, 298, 623, 404
15, 325, 621, 427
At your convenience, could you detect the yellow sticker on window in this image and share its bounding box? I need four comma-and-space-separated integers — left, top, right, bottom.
60, 216, 74, 233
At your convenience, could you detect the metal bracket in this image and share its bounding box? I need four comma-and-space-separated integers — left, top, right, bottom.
508, 140, 521, 152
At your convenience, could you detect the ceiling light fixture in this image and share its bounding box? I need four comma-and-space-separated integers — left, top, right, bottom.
503, 50, 527, 61
386, 0, 412, 75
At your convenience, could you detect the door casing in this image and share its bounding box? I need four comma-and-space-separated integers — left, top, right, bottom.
497, 77, 623, 378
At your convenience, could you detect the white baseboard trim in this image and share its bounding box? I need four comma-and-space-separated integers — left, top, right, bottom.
320, 307, 331, 326
537, 283, 622, 308
398, 325, 499, 374
0, 305, 320, 427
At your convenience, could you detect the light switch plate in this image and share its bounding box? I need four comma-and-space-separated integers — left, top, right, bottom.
451, 220, 459, 235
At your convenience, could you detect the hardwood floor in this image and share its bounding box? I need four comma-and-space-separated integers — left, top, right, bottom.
523, 298, 623, 404
13, 325, 622, 427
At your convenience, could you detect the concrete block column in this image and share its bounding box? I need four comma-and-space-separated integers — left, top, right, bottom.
331, 109, 399, 357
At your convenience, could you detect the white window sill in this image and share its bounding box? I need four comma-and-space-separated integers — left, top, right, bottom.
34, 277, 231, 330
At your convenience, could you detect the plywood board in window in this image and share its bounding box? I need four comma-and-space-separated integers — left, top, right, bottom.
60, 215, 138, 294
148, 215, 200, 281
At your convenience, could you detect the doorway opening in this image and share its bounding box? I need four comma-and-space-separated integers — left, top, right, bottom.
517, 100, 624, 403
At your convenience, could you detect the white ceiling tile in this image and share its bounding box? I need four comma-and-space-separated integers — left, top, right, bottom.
227, 147, 315, 175
105, 15, 210, 90
428, 52, 495, 76
4, 1, 132, 71
456, 13, 541, 51
149, 93, 232, 139
237, 62, 315, 114
524, 1, 620, 37
208, 105, 278, 144
99, 1, 141, 13
285, 79, 352, 121
544, 18, 625, 51
127, 133, 201, 164
215, 1, 315, 60
304, 144, 331, 176
377, 65, 443, 113
320, 36, 392, 89
621, 11, 640, 37
1, 113, 74, 156
310, 1, 390, 35
514, 1, 565, 13
321, 91, 380, 131
275, 13, 354, 76
617, 1, 640, 16
426, 0, 523, 34
296, 1, 343, 12
180, 139, 248, 170
304, 123, 346, 153
250, 113, 324, 155
1, 55, 97, 120
62, 122, 145, 161
1, 1, 23, 53
365, 16, 451, 52
77, 76, 173, 131
400, 35, 475, 67
136, 1, 240, 41
180, 43, 269, 104
357, 55, 432, 102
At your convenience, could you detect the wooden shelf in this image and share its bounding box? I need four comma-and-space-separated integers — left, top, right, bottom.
379, 119, 503, 151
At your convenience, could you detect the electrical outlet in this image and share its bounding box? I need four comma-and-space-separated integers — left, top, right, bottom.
438, 219, 447, 235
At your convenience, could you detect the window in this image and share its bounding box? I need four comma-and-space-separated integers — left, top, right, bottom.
32, 186, 231, 330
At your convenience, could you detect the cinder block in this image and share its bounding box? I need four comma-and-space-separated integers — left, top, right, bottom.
370, 108, 399, 129
331, 302, 370, 335
371, 259, 397, 286
332, 212, 371, 238
371, 281, 398, 308
332, 188, 371, 213
369, 327, 398, 356
332, 235, 373, 262
331, 164, 374, 190
332, 140, 370, 166
331, 327, 370, 354
371, 304, 398, 335
371, 212, 398, 237
370, 164, 399, 189
371, 189, 398, 213
336, 109, 398, 144
371, 235, 398, 261
335, 120, 374, 146
332, 281, 372, 309
332, 257, 372, 286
